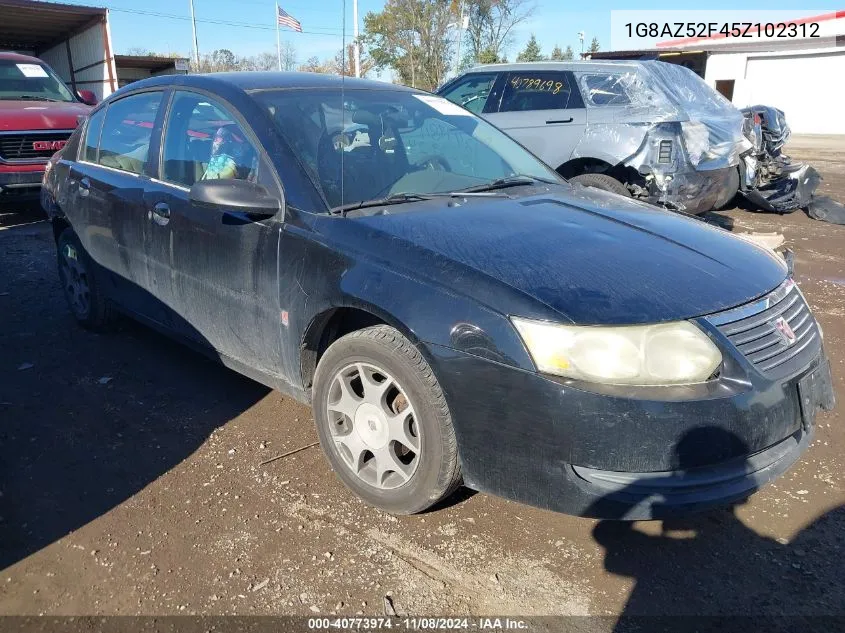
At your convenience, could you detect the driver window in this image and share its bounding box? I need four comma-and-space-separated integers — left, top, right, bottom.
439, 73, 498, 114
161, 91, 259, 188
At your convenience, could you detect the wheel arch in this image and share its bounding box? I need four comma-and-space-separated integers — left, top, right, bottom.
556, 157, 615, 180
300, 303, 422, 393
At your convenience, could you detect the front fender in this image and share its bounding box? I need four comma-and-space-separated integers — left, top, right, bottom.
304, 253, 535, 371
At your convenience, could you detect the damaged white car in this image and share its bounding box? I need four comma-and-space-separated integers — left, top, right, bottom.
438, 60, 819, 215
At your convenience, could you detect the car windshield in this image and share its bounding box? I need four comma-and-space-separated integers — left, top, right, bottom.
254, 88, 560, 210
0, 60, 75, 102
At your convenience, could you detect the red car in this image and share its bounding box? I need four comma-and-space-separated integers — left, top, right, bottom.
0, 51, 96, 203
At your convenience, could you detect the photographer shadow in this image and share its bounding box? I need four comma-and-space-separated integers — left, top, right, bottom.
587, 428, 845, 630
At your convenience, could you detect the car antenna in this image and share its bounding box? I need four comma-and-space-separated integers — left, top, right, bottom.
340, 0, 346, 208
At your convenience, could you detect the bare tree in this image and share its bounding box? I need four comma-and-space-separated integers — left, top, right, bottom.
463, 0, 533, 65
333, 43, 376, 77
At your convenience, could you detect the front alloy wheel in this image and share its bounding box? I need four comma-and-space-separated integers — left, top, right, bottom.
313, 325, 462, 514
327, 362, 420, 489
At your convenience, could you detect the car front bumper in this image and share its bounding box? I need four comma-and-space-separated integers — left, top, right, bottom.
0, 169, 44, 200
425, 342, 834, 520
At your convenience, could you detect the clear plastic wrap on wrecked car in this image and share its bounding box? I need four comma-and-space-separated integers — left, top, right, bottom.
570, 61, 748, 211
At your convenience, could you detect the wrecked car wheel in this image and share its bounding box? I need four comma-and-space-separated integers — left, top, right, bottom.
313, 325, 462, 514
713, 167, 740, 211
56, 228, 113, 331
570, 173, 631, 198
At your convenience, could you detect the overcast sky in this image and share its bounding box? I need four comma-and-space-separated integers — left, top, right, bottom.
60, 0, 844, 70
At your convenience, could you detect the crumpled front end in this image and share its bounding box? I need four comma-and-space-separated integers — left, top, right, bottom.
738, 105, 821, 213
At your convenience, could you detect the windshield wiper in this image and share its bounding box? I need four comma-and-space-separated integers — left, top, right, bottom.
330, 190, 506, 215
1, 95, 63, 102
458, 175, 557, 193
331, 192, 439, 215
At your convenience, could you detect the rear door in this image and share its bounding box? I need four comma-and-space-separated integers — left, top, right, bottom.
144, 89, 283, 375
75, 90, 167, 320
485, 70, 586, 169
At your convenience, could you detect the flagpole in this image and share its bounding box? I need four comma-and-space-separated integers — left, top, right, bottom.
275, 2, 282, 71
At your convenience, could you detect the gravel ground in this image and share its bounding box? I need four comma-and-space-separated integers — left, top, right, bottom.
0, 136, 843, 622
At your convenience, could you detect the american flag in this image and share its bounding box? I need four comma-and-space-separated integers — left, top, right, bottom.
277, 5, 302, 32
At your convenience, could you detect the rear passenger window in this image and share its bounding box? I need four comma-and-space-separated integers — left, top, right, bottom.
81, 108, 105, 163
579, 74, 632, 106
499, 72, 576, 112
98, 92, 162, 174
161, 91, 259, 188
439, 73, 498, 115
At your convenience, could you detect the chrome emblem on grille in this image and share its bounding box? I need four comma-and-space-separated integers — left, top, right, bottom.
774, 317, 797, 346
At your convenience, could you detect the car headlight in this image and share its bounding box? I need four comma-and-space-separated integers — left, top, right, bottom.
511, 318, 722, 386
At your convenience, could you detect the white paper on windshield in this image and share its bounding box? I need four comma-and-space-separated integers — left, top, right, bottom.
16, 64, 49, 78
413, 94, 471, 117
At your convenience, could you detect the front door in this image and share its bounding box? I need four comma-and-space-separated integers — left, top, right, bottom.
146, 90, 284, 376
485, 71, 586, 169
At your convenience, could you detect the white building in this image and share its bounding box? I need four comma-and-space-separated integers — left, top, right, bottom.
591, 11, 845, 135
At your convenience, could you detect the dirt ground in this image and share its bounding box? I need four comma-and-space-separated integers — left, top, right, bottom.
1, 136, 844, 624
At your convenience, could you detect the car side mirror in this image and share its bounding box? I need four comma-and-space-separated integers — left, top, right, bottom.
77, 90, 98, 106
189, 179, 280, 219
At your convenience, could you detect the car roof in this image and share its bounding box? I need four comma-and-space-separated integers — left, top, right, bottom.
0, 51, 45, 64
463, 60, 646, 74
112, 71, 418, 96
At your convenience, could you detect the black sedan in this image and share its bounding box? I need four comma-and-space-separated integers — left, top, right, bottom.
41, 72, 835, 519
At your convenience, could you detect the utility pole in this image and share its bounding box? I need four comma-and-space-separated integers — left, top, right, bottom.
189, 0, 200, 69
353, 0, 360, 77
578, 31, 585, 57
454, 0, 465, 74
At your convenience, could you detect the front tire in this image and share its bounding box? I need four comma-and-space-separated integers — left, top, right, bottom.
56, 227, 113, 331
312, 325, 462, 514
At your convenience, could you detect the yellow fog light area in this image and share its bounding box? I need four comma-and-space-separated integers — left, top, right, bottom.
511, 318, 722, 386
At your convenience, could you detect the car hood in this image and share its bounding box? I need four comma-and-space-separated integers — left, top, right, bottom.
351, 186, 787, 325
0, 100, 89, 131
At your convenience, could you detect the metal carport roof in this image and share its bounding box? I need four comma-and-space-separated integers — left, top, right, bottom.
0, 0, 106, 54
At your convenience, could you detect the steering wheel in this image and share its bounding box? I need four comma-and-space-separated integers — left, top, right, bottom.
418, 155, 452, 172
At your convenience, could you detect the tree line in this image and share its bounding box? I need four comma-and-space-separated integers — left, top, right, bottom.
125, 1, 601, 91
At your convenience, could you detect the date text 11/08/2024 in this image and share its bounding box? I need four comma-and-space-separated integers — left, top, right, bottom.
307, 617, 529, 630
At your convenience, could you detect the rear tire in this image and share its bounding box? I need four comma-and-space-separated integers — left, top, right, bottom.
56, 227, 113, 331
713, 167, 740, 211
570, 173, 631, 197
312, 325, 462, 514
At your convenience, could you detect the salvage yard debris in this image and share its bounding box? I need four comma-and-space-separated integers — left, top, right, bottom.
259, 441, 320, 466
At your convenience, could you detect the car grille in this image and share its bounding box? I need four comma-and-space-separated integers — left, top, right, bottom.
706, 279, 821, 379
0, 131, 73, 162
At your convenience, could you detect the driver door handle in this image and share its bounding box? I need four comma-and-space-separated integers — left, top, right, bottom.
546, 117, 574, 124
150, 202, 170, 226
78, 177, 90, 197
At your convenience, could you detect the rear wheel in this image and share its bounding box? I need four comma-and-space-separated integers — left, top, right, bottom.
569, 173, 631, 197
713, 167, 741, 211
312, 325, 462, 514
56, 227, 113, 330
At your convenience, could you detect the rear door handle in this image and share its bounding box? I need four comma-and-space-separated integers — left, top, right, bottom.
150, 202, 170, 226
546, 117, 574, 124
78, 177, 90, 197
